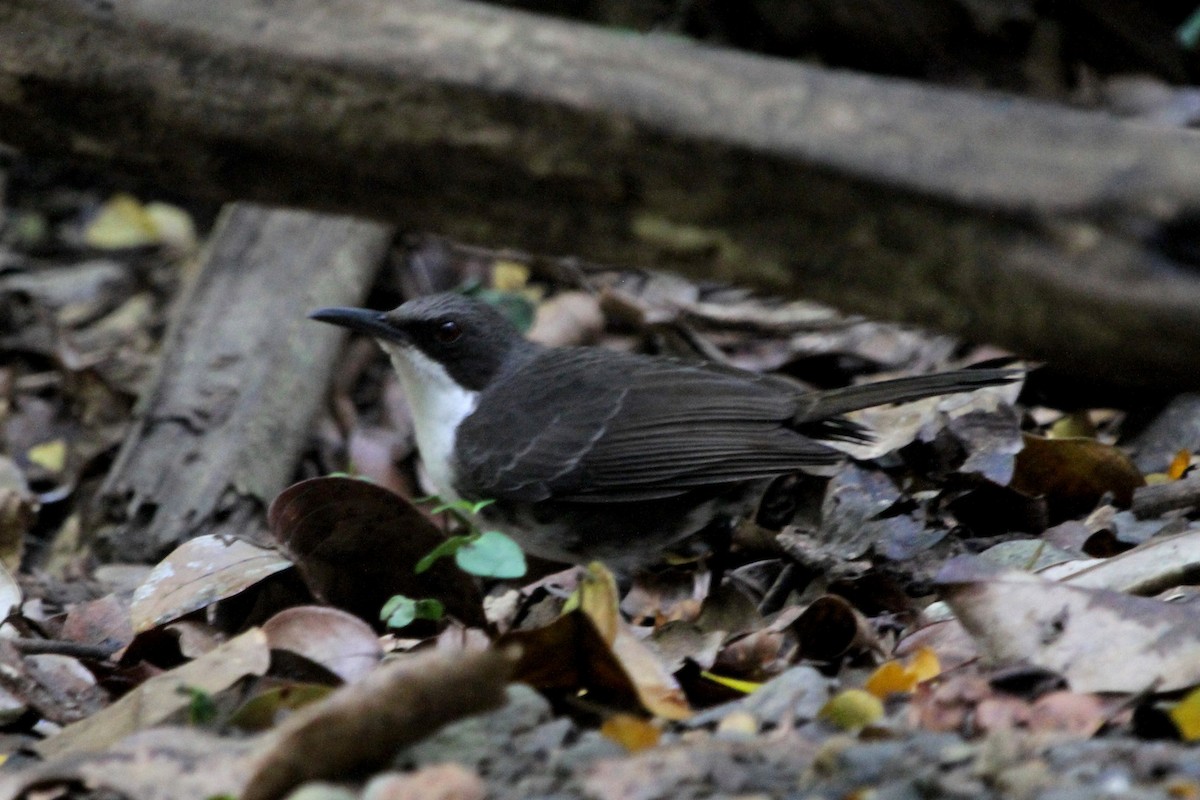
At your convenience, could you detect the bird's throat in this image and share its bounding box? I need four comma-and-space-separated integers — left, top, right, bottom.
381, 342, 479, 501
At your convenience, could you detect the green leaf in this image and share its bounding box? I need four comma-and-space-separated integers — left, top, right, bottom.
414, 535, 476, 573
381, 595, 446, 629
454, 530, 527, 578
1179, 6, 1200, 49
414, 598, 445, 621
430, 499, 475, 515
468, 499, 496, 515
177, 685, 219, 725
382, 595, 416, 628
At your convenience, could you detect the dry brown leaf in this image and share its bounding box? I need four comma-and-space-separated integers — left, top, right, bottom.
0, 456, 35, 572
269, 476, 486, 629
938, 557, 1200, 693
792, 595, 876, 662
0, 561, 21, 630
0, 640, 105, 727
1057, 527, 1200, 595
0, 726, 257, 800
1011, 433, 1145, 514
578, 563, 691, 720
362, 764, 487, 800
130, 535, 293, 633
262, 605, 383, 683
910, 673, 992, 732
527, 291, 605, 348
578, 562, 621, 644
502, 610, 642, 710
600, 713, 661, 752
60, 594, 134, 653
839, 377, 1020, 462
241, 647, 514, 800
36, 628, 271, 759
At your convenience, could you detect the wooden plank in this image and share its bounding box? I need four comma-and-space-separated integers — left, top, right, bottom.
91, 204, 392, 561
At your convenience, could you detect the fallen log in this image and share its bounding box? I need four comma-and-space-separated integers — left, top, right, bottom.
3, 0, 1200, 386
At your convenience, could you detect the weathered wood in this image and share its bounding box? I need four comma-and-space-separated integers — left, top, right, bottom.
4, 0, 1200, 386
91, 204, 392, 561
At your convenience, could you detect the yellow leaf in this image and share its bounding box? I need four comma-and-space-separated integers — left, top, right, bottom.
864, 647, 940, 698
1165, 777, 1200, 800
1048, 411, 1096, 440
864, 661, 916, 698
491, 260, 530, 292
1169, 449, 1193, 481
145, 202, 197, 252
577, 562, 620, 645
600, 713, 660, 752
909, 647, 941, 682
716, 710, 758, 735
27, 440, 67, 474
819, 689, 883, 730
84, 194, 159, 249
1170, 686, 1200, 741
700, 670, 763, 695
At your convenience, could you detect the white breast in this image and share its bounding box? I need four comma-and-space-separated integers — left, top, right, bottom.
381, 342, 478, 501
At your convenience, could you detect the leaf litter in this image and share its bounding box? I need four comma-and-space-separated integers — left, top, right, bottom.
11, 219, 1200, 798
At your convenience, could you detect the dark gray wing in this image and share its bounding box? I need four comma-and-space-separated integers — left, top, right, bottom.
452, 349, 840, 503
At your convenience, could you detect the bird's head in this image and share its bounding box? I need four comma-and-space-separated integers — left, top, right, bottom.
310, 293, 533, 391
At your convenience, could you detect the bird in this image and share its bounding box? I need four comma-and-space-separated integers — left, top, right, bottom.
310, 293, 1019, 573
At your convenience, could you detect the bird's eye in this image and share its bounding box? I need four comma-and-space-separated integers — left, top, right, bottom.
435, 320, 462, 343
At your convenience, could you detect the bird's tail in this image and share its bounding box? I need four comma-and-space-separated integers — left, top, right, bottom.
793, 367, 1022, 426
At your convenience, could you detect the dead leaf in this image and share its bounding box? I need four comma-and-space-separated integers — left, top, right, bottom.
839, 376, 1020, 461
0, 726, 257, 800
819, 689, 883, 730
362, 765, 487, 800
1011, 433, 1145, 516
1058, 527, 1200, 596
792, 595, 876, 663
815, 465, 901, 560
0, 456, 36, 571
610, 625, 693, 721
528, 292, 605, 348
262, 606, 383, 683
600, 714, 661, 752
0, 561, 22, 629
910, 673, 992, 732
130, 535, 294, 633
938, 557, 1200, 693
229, 683, 336, 732
36, 628, 271, 759
241, 647, 514, 800
865, 648, 940, 698
647, 622, 726, 672
83, 193, 194, 251
577, 562, 691, 720
1026, 691, 1107, 737
502, 611, 658, 716
269, 477, 486, 629
1170, 685, 1200, 740
60, 594, 134, 653
576, 562, 621, 644
896, 619, 979, 673
0, 640, 106, 727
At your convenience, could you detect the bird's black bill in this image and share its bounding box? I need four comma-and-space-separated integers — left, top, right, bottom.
308, 306, 403, 342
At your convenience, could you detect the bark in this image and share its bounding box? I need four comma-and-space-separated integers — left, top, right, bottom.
90, 204, 392, 561
3, 0, 1200, 385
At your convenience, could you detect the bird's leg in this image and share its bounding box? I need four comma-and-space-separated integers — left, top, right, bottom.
701, 515, 736, 592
